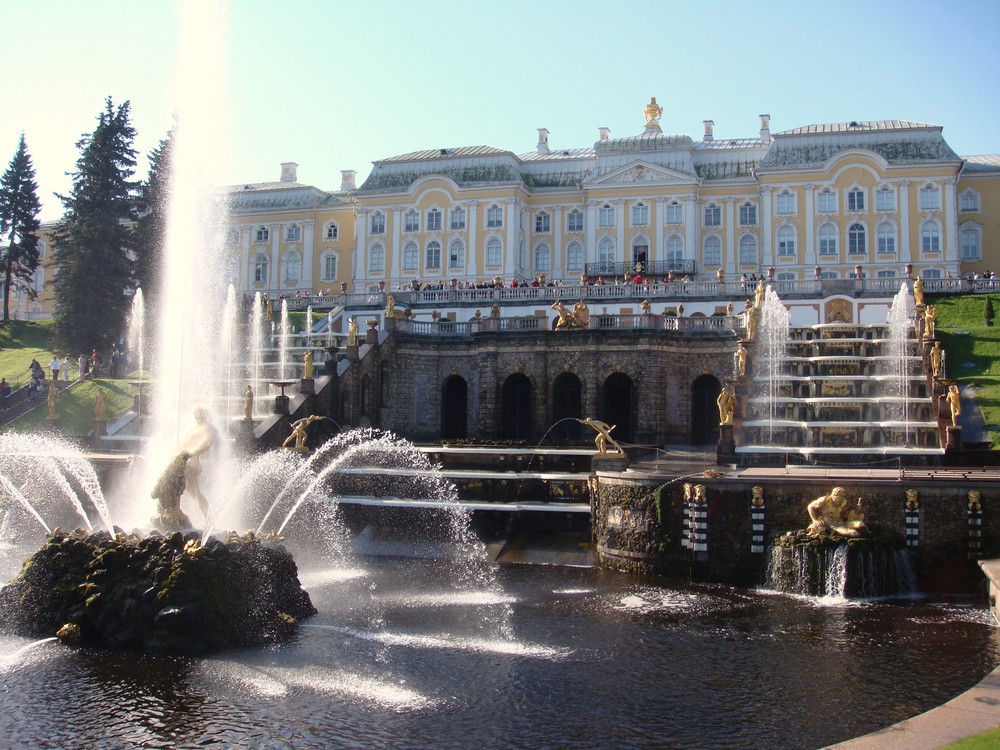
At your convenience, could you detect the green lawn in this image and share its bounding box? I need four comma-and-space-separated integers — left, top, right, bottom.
940, 725, 1000, 749
929, 293, 1000, 448
11, 377, 138, 435
0, 320, 64, 390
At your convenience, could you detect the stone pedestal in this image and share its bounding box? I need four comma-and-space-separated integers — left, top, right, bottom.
717, 423, 736, 465
365, 327, 378, 346
273, 394, 289, 415
299, 378, 315, 395
591, 453, 629, 472
346, 344, 359, 362
945, 425, 963, 453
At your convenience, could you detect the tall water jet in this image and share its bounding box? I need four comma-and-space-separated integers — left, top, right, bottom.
751, 287, 790, 442
882, 282, 915, 446
279, 299, 290, 381
145, 0, 234, 501
128, 289, 145, 378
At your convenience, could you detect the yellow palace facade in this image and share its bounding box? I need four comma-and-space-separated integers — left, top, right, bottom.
25, 99, 1000, 317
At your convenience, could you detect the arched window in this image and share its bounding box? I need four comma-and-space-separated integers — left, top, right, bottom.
598, 204, 614, 227
404, 210, 419, 232
255, 226, 269, 242
817, 189, 836, 213
325, 221, 339, 240
665, 235, 684, 264
777, 226, 796, 257
739, 234, 758, 266
534, 211, 550, 233
486, 237, 502, 267
534, 242, 550, 272
920, 185, 941, 210
253, 254, 268, 283
567, 209, 584, 232
776, 190, 796, 215
426, 208, 442, 231
666, 201, 683, 224
877, 223, 896, 255
847, 188, 865, 212
598, 237, 616, 270
486, 204, 503, 228
818, 224, 837, 255
426, 240, 441, 269
566, 241, 583, 273
961, 190, 981, 213
368, 243, 385, 272
848, 223, 867, 255
321, 251, 338, 282
875, 187, 895, 212
703, 203, 721, 226
448, 239, 465, 269
370, 211, 385, 234
285, 223, 301, 241
703, 235, 721, 266
739, 202, 757, 225
921, 221, 941, 253
961, 224, 982, 261
450, 206, 466, 230
631, 202, 649, 226
402, 241, 418, 271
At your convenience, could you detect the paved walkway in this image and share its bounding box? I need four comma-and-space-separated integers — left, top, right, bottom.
826, 662, 1000, 748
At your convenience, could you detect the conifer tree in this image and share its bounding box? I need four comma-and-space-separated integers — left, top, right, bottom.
133, 126, 175, 318
52, 97, 138, 354
0, 133, 42, 321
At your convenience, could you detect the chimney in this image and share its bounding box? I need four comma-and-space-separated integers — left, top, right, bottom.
341, 169, 357, 191
537, 128, 550, 155
280, 162, 298, 183
599, 127, 611, 142
703, 120, 715, 142
759, 114, 771, 143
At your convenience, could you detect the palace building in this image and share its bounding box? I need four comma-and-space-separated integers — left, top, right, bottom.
24, 98, 1000, 319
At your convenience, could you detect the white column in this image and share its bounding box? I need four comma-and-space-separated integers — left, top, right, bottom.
467, 201, 478, 277
616, 200, 626, 271
804, 185, 816, 265
504, 200, 517, 278
269, 225, 279, 293
684, 195, 698, 270
899, 181, 911, 263
302, 220, 315, 289
356, 209, 368, 288
760, 188, 774, 267
389, 206, 401, 281
240, 227, 250, 292
725, 198, 736, 277
944, 177, 959, 267
654, 199, 664, 267
586, 201, 598, 267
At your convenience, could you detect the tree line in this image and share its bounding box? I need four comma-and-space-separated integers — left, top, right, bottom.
0, 96, 171, 354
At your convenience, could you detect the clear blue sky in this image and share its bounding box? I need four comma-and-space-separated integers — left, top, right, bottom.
6, 0, 1000, 221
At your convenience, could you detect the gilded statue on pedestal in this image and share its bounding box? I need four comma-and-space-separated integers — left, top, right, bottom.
913, 276, 925, 306
716, 387, 736, 425
347, 316, 359, 346
578, 418, 624, 455
283, 414, 327, 451
806, 487, 867, 538
930, 341, 943, 378
947, 384, 961, 426
923, 305, 937, 338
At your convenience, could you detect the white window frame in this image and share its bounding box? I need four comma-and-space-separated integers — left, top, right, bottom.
321, 251, 338, 281
598, 204, 615, 227
450, 207, 466, 230
598, 236, 616, 265
486, 204, 503, 228
285, 224, 301, 242
325, 221, 339, 240
370, 211, 385, 235
567, 209, 584, 232
875, 186, 895, 212
404, 210, 419, 232
738, 234, 757, 266
704, 203, 721, 226
776, 190, 796, 215
817, 189, 836, 214
960, 222, 982, 261
486, 237, 502, 267
920, 185, 941, 211
703, 235, 721, 267
368, 243, 385, 273
666, 201, 683, 224
534, 211, 550, 233
566, 240, 583, 272
449, 239, 465, 269
665, 234, 684, 264
426, 208, 442, 231
818, 224, 837, 256
425, 240, 441, 270
877, 222, 896, 255
631, 202, 649, 226
847, 187, 865, 212
777, 226, 796, 257
253, 253, 268, 283
402, 241, 418, 271
848, 223, 867, 255
534, 242, 550, 272
921, 220, 941, 253
255, 226, 269, 242
739, 202, 757, 226
960, 190, 980, 213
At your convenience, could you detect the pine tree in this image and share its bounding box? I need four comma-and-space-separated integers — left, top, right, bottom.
0, 134, 42, 321
133, 125, 175, 318
985, 296, 995, 327
52, 97, 138, 354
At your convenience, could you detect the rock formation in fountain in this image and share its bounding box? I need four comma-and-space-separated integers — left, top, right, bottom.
0, 529, 315, 654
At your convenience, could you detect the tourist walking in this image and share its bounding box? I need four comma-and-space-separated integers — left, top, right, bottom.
49, 355, 61, 381
0, 379, 10, 411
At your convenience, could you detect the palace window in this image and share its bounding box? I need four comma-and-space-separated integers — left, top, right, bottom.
847, 188, 865, 212
666, 201, 683, 224
425, 240, 441, 269
776, 190, 796, 215
325, 222, 339, 240
598, 237, 616, 266
534, 211, 550, 233
486, 237, 502, 267
449, 239, 465, 269
875, 187, 895, 212
567, 209, 584, 232
739, 202, 757, 226
703, 236, 721, 266
817, 189, 835, 214
534, 242, 550, 272
819, 224, 837, 255
370, 211, 385, 234
368, 243, 384, 272
921, 221, 941, 253
631, 202, 649, 226
402, 241, 418, 270
285, 224, 301, 241
255, 226, 269, 242
961, 225, 982, 261
426, 208, 442, 231
598, 204, 615, 227
920, 185, 941, 210
921, 269, 943, 279
777, 226, 796, 257
486, 204, 503, 228
404, 210, 419, 232
961, 190, 980, 212
848, 223, 867, 255
665, 235, 684, 264
322, 252, 338, 282
877, 222, 896, 255
739, 234, 758, 266
566, 241, 583, 272
876, 269, 897, 279
253, 254, 268, 283
450, 207, 466, 230
704, 203, 721, 226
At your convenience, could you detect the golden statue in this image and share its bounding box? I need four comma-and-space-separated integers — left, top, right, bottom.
642, 96, 663, 129
947, 384, 961, 426
905, 488, 919, 511
753, 277, 766, 310
923, 305, 937, 338
573, 299, 590, 327
640, 299, 651, 313
745, 306, 759, 341
578, 417, 624, 455
969, 490, 982, 512
303, 350, 314, 380
736, 342, 747, 377
807, 486, 867, 537
913, 276, 925, 306
347, 316, 359, 346
751, 486, 765, 508
150, 452, 194, 531
46, 381, 58, 419
716, 268, 725, 283
283, 414, 327, 451
930, 341, 943, 378
716, 386, 736, 425
551, 300, 574, 330
94, 388, 106, 421
243, 385, 254, 422
385, 293, 395, 318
